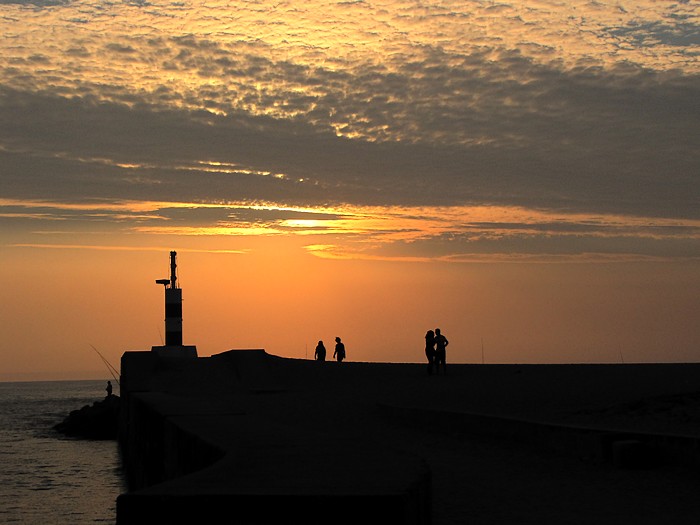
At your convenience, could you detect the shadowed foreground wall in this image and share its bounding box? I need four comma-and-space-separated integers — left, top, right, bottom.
117, 350, 432, 525
117, 350, 700, 524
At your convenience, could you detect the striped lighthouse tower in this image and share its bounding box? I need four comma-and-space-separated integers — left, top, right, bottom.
153, 251, 197, 357
164, 251, 182, 346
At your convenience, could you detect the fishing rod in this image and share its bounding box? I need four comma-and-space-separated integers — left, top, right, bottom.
89, 344, 120, 386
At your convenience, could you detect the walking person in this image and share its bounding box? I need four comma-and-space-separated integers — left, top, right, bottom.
434, 328, 449, 375
333, 337, 346, 362
314, 340, 327, 362
425, 330, 436, 375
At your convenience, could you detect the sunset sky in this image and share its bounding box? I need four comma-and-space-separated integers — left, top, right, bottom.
1, 0, 698, 380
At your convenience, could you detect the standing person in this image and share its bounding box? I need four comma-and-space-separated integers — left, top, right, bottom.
434, 328, 449, 375
314, 340, 327, 362
105, 380, 113, 398
333, 337, 346, 362
425, 330, 436, 375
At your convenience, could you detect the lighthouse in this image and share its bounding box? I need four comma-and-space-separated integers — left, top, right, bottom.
152, 251, 198, 358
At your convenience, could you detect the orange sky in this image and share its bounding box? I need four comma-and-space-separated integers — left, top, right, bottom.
2, 240, 699, 381
1, 0, 699, 380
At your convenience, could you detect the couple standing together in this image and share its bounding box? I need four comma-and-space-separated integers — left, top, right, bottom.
425, 328, 448, 375
314, 337, 346, 362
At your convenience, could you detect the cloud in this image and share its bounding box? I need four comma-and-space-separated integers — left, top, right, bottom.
607, 19, 700, 48
8, 72, 700, 218
9, 243, 247, 254
3, 198, 698, 262
1, 0, 698, 263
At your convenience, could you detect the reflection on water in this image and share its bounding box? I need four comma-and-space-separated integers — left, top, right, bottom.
0, 381, 127, 524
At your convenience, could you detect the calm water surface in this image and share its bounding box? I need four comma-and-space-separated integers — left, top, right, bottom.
0, 380, 126, 524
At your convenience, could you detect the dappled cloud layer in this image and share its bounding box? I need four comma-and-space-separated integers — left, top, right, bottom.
1, 0, 698, 261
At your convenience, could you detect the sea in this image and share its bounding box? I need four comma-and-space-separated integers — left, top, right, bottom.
0, 380, 127, 524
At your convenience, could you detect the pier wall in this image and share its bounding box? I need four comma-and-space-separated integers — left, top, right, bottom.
380, 403, 700, 470
116, 350, 432, 525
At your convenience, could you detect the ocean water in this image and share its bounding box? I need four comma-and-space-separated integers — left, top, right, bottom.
0, 380, 127, 524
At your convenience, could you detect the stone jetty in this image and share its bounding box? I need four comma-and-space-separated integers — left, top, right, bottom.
117, 349, 700, 525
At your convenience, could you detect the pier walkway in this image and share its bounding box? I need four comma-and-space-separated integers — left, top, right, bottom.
117, 350, 700, 524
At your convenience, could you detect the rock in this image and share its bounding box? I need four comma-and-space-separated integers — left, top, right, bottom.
54, 395, 120, 440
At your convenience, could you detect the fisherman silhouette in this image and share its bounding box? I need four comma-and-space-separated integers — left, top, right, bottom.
333, 337, 346, 362
105, 380, 113, 398
434, 328, 449, 375
425, 330, 436, 375
315, 340, 327, 362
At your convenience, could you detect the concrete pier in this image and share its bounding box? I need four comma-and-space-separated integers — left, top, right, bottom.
117, 351, 700, 524
117, 350, 431, 524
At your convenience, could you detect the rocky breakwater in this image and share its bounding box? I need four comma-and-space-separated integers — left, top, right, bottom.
54, 394, 120, 440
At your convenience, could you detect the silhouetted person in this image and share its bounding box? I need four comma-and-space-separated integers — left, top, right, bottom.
425, 330, 436, 375
434, 328, 448, 374
314, 340, 327, 361
333, 337, 346, 362
105, 380, 113, 398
